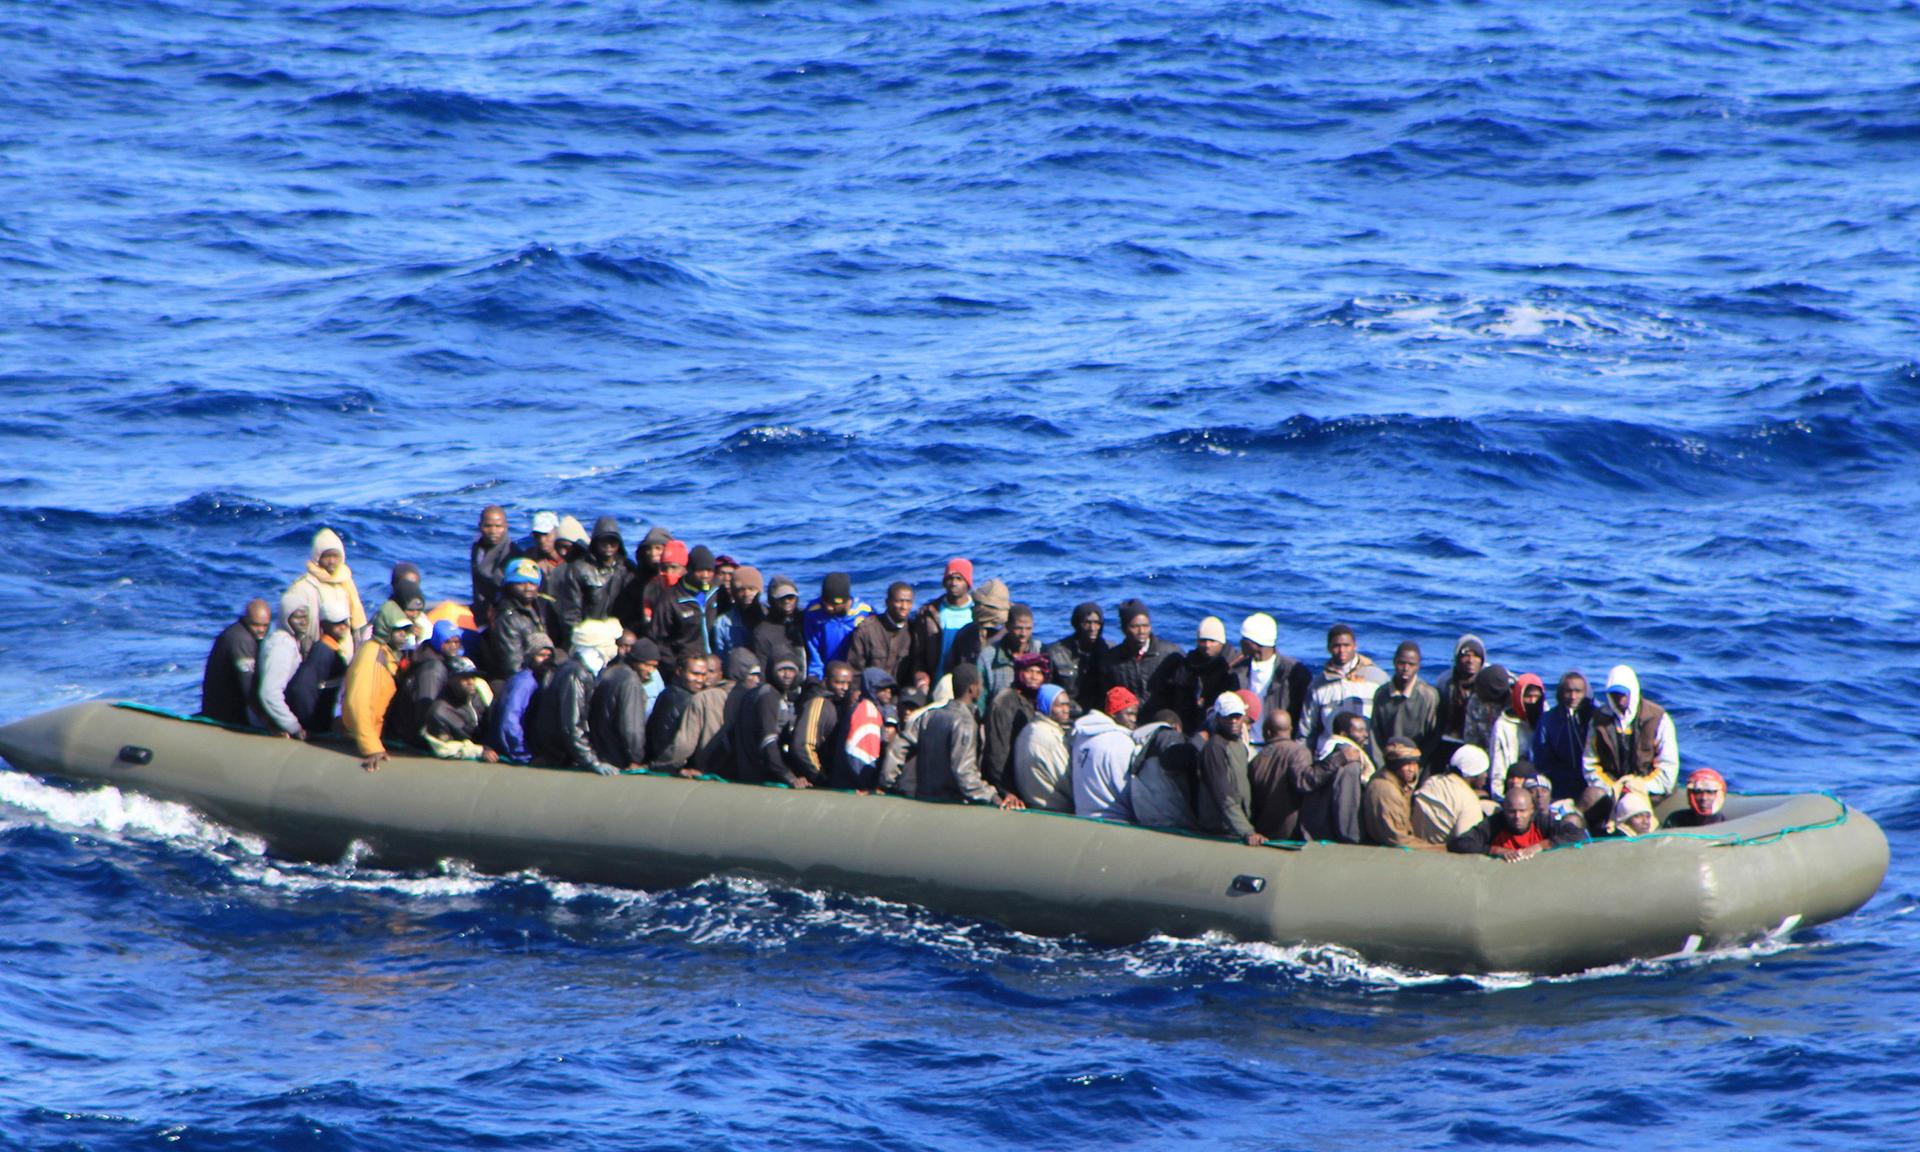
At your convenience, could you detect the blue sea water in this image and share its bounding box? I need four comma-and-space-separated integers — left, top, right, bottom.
3, 0, 1919, 1147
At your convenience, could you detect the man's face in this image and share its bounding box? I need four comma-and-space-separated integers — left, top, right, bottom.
1342, 717, 1369, 745
678, 659, 705, 690
715, 565, 736, 593
442, 634, 463, 659
688, 567, 716, 590
1559, 676, 1588, 709
1503, 790, 1535, 828
1394, 649, 1421, 683
532, 530, 556, 555
479, 509, 507, 545
1017, 664, 1046, 691
1624, 811, 1654, 836
634, 659, 659, 682
1523, 685, 1544, 711
643, 542, 666, 566
324, 619, 351, 641
1076, 614, 1102, 645
1049, 694, 1075, 724
943, 572, 969, 601
1115, 704, 1140, 728
887, 588, 914, 623
1221, 713, 1246, 741
530, 647, 555, 672
1195, 637, 1222, 660
827, 666, 854, 698
663, 562, 687, 584
1007, 615, 1033, 647
1124, 615, 1152, 647
617, 631, 637, 658
245, 605, 272, 639
1391, 757, 1420, 786
510, 582, 538, 605
824, 596, 851, 618
318, 549, 343, 575
1609, 690, 1632, 714
593, 539, 620, 564
286, 608, 310, 636
1328, 633, 1356, 664
1457, 648, 1484, 678
734, 582, 763, 606
772, 665, 798, 692
772, 593, 799, 618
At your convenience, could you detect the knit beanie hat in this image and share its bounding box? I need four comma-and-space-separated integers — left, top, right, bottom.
822, 572, 853, 601
1105, 686, 1140, 715
1036, 684, 1065, 716
688, 545, 716, 572
1072, 601, 1103, 626
663, 540, 689, 567
392, 578, 425, 613
1118, 599, 1150, 626
1197, 616, 1227, 644
945, 557, 973, 585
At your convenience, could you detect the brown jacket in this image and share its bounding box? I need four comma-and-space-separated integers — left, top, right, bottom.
845, 613, 913, 683
1363, 771, 1434, 850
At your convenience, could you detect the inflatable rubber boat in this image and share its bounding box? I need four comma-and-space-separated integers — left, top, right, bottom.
0, 701, 1890, 975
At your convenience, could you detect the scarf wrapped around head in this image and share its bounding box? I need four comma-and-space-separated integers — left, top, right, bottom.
304, 528, 368, 634
972, 579, 1010, 631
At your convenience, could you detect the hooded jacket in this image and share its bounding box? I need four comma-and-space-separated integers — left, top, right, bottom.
1070, 710, 1136, 822
1299, 653, 1390, 750
834, 668, 894, 790
253, 609, 308, 736
802, 598, 874, 681
1583, 665, 1679, 796
1128, 722, 1199, 831
339, 641, 400, 758
285, 528, 368, 659
1488, 672, 1544, 798
1530, 696, 1594, 802
1011, 713, 1072, 811
735, 680, 800, 786
552, 517, 633, 638
200, 617, 261, 727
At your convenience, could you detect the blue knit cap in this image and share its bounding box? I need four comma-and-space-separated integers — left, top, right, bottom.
1036, 684, 1065, 716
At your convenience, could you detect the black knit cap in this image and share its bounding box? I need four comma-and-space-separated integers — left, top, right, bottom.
688, 545, 716, 571
822, 571, 852, 601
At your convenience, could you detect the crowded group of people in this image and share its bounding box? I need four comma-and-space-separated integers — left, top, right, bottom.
197, 507, 1733, 861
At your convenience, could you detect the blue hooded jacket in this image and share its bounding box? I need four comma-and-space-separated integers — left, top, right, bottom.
802, 597, 874, 679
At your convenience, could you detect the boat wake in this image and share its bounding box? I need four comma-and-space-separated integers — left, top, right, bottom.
0, 771, 1811, 991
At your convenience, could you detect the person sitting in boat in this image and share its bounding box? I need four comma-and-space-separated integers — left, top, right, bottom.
1362, 739, 1429, 850
1012, 683, 1075, 811
908, 664, 1019, 807
421, 657, 498, 763
1296, 710, 1375, 844
1100, 601, 1182, 721
736, 650, 807, 787
200, 598, 270, 727
1044, 602, 1108, 712
482, 558, 560, 684
877, 684, 930, 795
1667, 767, 1729, 828
588, 636, 660, 774
1371, 641, 1439, 766
252, 597, 308, 738
1509, 767, 1590, 845
1300, 626, 1390, 757
789, 660, 852, 786
1129, 711, 1197, 832
983, 652, 1049, 791
1197, 692, 1263, 846
1488, 671, 1545, 799
531, 618, 621, 776
648, 652, 727, 778
285, 527, 367, 660
284, 603, 351, 737
1413, 744, 1493, 848
1579, 664, 1680, 831
834, 667, 896, 791
1230, 613, 1310, 745
802, 573, 873, 680
553, 517, 633, 647
398, 620, 463, 743
487, 630, 555, 765
341, 602, 421, 773
469, 506, 512, 629
1449, 777, 1587, 860
1528, 671, 1594, 801
1247, 709, 1308, 839
1072, 686, 1141, 822
1432, 634, 1488, 767
1608, 790, 1657, 838
845, 581, 915, 685
369, 571, 428, 663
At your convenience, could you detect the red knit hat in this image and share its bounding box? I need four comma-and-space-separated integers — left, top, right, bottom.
945, 557, 973, 585
1105, 686, 1139, 715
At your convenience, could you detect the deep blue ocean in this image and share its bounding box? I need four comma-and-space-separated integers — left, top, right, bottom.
3, 1, 1918, 1148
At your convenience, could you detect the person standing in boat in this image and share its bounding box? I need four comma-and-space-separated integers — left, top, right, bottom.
1170, 617, 1235, 735
1488, 672, 1545, 799
1229, 612, 1309, 745
801, 573, 873, 680
711, 565, 766, 659
845, 581, 915, 684
909, 558, 977, 688
1529, 671, 1595, 801
200, 598, 271, 727
753, 576, 806, 679
1100, 601, 1182, 720
508, 510, 567, 583
1371, 641, 1440, 764
1043, 602, 1108, 711
482, 558, 559, 684
1431, 634, 1488, 767
284, 528, 367, 660
1196, 693, 1263, 846
1579, 664, 1680, 828
1298, 625, 1389, 754
553, 517, 633, 647
976, 601, 1040, 706
469, 506, 512, 630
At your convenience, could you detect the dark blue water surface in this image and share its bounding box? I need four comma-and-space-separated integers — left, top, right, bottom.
4, 1, 1919, 1147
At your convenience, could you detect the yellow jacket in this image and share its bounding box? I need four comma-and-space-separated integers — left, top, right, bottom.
340, 642, 398, 757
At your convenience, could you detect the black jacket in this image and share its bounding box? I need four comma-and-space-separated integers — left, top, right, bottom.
483, 594, 555, 682
589, 662, 650, 770
1100, 636, 1184, 716
285, 637, 347, 735
1043, 634, 1109, 711
532, 657, 609, 772
470, 536, 512, 627
1169, 650, 1234, 733
199, 620, 260, 726
735, 682, 798, 785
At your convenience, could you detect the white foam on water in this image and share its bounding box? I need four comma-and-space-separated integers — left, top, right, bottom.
0, 771, 266, 858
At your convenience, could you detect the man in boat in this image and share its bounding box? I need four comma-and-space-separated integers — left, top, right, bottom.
508, 510, 566, 580
284, 603, 351, 737
845, 581, 915, 684
488, 630, 555, 765
1296, 710, 1374, 843
553, 516, 633, 645
1447, 779, 1583, 860
833, 667, 896, 791
199, 599, 271, 727
877, 685, 930, 795
421, 657, 498, 763
341, 605, 422, 772
1432, 634, 1488, 767
1667, 767, 1728, 828
1196, 692, 1262, 846
982, 652, 1048, 790
1170, 617, 1235, 735
1012, 683, 1075, 811
468, 505, 512, 629
1529, 671, 1595, 801
711, 564, 765, 659
947, 578, 1011, 700
252, 596, 309, 738
1072, 686, 1141, 822
909, 558, 976, 687
589, 637, 661, 773
1229, 612, 1309, 746
1607, 790, 1657, 838
532, 618, 621, 776
1488, 671, 1545, 799
976, 602, 1041, 707
398, 620, 463, 743
910, 664, 1020, 807
1100, 601, 1182, 720
1299, 625, 1389, 754
1412, 744, 1493, 847
1579, 664, 1680, 830
1362, 739, 1428, 849
754, 576, 806, 679
736, 651, 808, 788
1043, 602, 1108, 711
1247, 709, 1308, 839
483, 558, 559, 684
801, 573, 872, 680
788, 660, 852, 786
647, 652, 725, 778
1128, 710, 1198, 831
631, 525, 672, 590
1371, 641, 1439, 764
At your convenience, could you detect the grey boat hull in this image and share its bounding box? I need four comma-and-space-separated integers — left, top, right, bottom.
0, 702, 1890, 975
